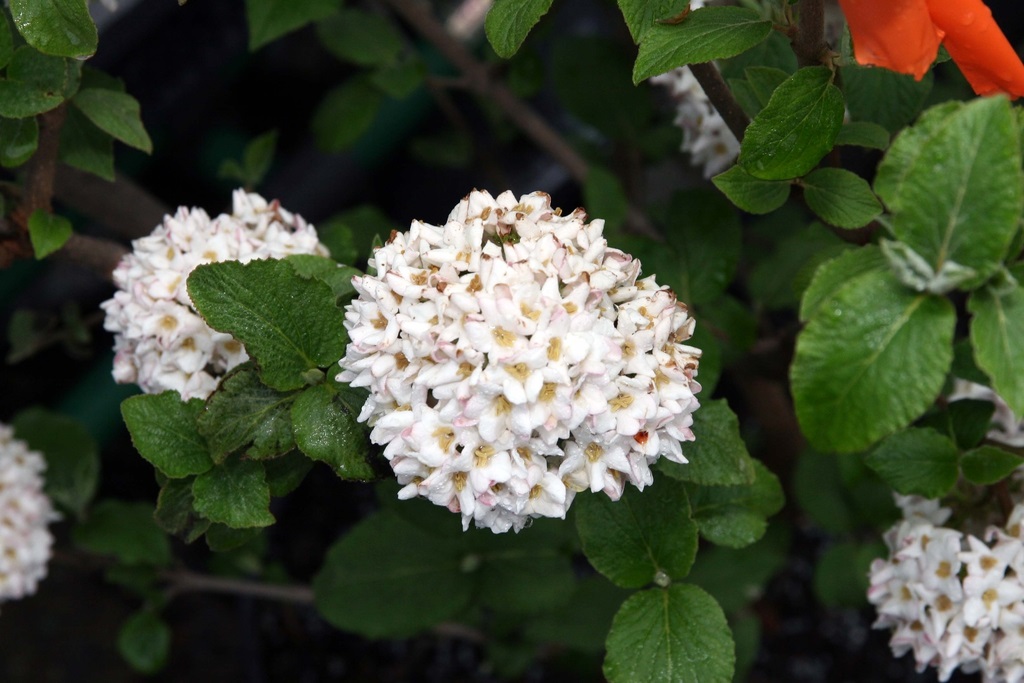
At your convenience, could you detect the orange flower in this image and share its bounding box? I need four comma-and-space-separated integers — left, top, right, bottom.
838, 0, 1024, 98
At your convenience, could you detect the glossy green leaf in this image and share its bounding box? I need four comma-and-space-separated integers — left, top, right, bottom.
7, 46, 79, 97
576, 478, 698, 588
617, 0, 688, 43
969, 278, 1024, 415
285, 254, 359, 301
121, 392, 213, 479
685, 460, 784, 548
633, 7, 772, 84
313, 510, 471, 638
741, 66, 789, 113
792, 268, 955, 452
197, 366, 297, 463
0, 116, 38, 167
27, 210, 72, 259
72, 88, 152, 153
192, 456, 275, 529
801, 168, 881, 229
834, 121, 890, 149
317, 8, 403, 66
877, 98, 1021, 285
312, 79, 382, 152
187, 258, 348, 391
485, 0, 553, 58
10, 0, 97, 58
245, 0, 338, 50
961, 445, 1024, 486
738, 66, 844, 180
58, 104, 115, 180
118, 610, 171, 675
292, 383, 377, 480
73, 500, 172, 566
864, 428, 960, 498
658, 399, 756, 486
798, 245, 887, 321
12, 407, 98, 518
712, 165, 790, 214
604, 585, 734, 683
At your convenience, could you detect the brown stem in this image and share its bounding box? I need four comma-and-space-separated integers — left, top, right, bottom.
22, 104, 67, 217
381, 0, 661, 239
162, 569, 315, 605
994, 479, 1015, 520
53, 234, 129, 282
54, 166, 169, 239
688, 62, 749, 143
792, 0, 828, 68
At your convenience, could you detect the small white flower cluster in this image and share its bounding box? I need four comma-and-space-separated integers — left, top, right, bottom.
338, 190, 702, 533
102, 191, 328, 400
649, 2, 740, 178
950, 379, 1024, 448
869, 495, 1024, 682
0, 425, 57, 604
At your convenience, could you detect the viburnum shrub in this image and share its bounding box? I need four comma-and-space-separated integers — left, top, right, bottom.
3, 0, 1024, 681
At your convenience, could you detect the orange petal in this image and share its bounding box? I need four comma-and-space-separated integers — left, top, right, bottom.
926, 0, 1024, 98
838, 0, 943, 80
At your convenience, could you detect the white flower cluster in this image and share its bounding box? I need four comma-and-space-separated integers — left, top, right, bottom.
950, 379, 1024, 448
102, 191, 328, 400
649, 2, 740, 178
869, 495, 1024, 682
338, 190, 701, 533
0, 425, 57, 604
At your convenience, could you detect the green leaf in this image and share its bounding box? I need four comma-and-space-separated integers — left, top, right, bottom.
118, 610, 171, 675
864, 428, 960, 498
799, 245, 887, 321
741, 66, 790, 113
192, 456, 275, 529
264, 450, 313, 496
813, 541, 882, 608
8, 46, 79, 98
285, 253, 360, 301
197, 366, 297, 463
154, 477, 210, 543
583, 166, 629, 233
554, 37, 651, 138
632, 7, 772, 84
664, 188, 741, 305
485, 0, 554, 58
0, 12, 13, 69
121, 392, 213, 478
685, 460, 784, 548
317, 8, 404, 66
792, 268, 955, 452
58, 104, 115, 180
71, 88, 152, 153
969, 280, 1024, 415
794, 449, 897, 533
12, 407, 98, 518
0, 79, 63, 118
369, 56, 425, 99
27, 210, 72, 259
524, 576, 631, 652
576, 478, 698, 589
801, 168, 882, 229
834, 121, 890, 150
312, 79, 382, 152
313, 510, 472, 638
604, 585, 735, 683
292, 383, 377, 480
0, 116, 38, 167
877, 98, 1022, 285
687, 525, 789, 614
946, 399, 997, 449
205, 524, 261, 552
841, 65, 931, 133
218, 129, 277, 189
73, 500, 172, 566
658, 399, 756, 486
187, 258, 348, 391
711, 165, 790, 214
961, 445, 1024, 485
617, 0, 689, 43
738, 66, 844, 180
10, 0, 97, 58
245, 0, 338, 50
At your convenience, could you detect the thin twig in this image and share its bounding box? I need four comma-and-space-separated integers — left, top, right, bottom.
792, 0, 828, 68
54, 167, 170, 239
53, 234, 129, 282
22, 104, 67, 217
689, 62, 749, 143
162, 568, 315, 605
